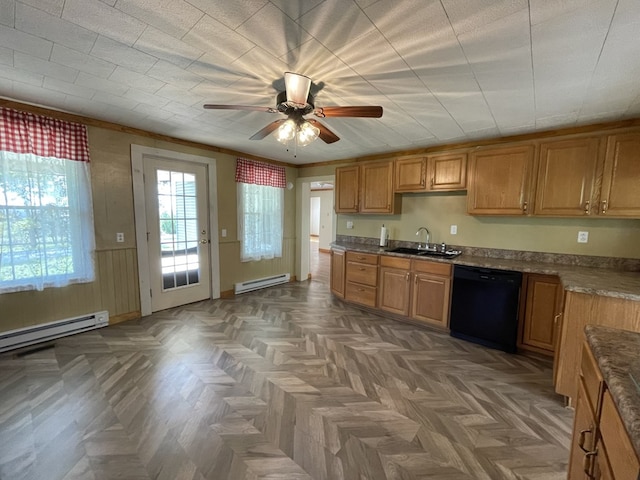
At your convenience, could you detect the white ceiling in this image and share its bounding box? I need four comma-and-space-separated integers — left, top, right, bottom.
2, 0, 640, 165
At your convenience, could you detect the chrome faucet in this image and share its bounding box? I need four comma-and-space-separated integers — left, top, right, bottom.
416, 226, 430, 249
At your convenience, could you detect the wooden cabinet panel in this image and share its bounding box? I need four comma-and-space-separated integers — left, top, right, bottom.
380, 255, 411, 269
534, 137, 601, 216
394, 156, 426, 192
411, 271, 451, 329
568, 379, 598, 479
519, 274, 563, 355
360, 161, 397, 213
411, 259, 451, 276
344, 252, 379, 308
601, 132, 640, 217
428, 152, 467, 191
599, 390, 640, 480
467, 144, 536, 215
335, 165, 359, 213
580, 345, 604, 417
378, 267, 411, 316
346, 251, 379, 265
345, 282, 377, 308
346, 262, 378, 286
330, 249, 345, 298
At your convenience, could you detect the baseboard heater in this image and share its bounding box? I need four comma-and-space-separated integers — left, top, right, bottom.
234, 273, 290, 295
0, 311, 109, 353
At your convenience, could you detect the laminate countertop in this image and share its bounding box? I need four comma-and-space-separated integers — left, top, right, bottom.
332, 242, 640, 302
585, 324, 640, 459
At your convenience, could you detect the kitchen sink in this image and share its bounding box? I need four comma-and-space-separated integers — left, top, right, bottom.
385, 247, 462, 259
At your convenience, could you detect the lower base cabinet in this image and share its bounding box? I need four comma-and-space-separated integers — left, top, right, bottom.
330, 249, 345, 298
518, 274, 564, 356
410, 260, 452, 329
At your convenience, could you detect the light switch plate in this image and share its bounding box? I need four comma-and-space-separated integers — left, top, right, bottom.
450, 225, 457, 235
577, 231, 589, 243
221, 228, 227, 237
346, 221, 354, 229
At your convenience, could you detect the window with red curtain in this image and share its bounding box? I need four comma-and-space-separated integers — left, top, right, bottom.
0, 107, 95, 293
235, 158, 285, 262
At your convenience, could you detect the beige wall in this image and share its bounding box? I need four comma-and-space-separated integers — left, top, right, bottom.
0, 122, 298, 333
298, 164, 640, 259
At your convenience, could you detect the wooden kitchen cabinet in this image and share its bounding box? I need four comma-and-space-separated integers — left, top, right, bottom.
518, 274, 563, 356
600, 132, 640, 217
534, 137, 602, 216
568, 380, 599, 479
467, 144, 536, 215
345, 251, 378, 308
330, 249, 346, 298
394, 152, 467, 193
335, 161, 400, 214
378, 256, 411, 316
410, 259, 452, 329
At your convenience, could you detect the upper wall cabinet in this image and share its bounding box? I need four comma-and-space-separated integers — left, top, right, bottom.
467, 144, 536, 215
601, 132, 640, 217
394, 152, 467, 193
534, 137, 602, 216
335, 161, 401, 214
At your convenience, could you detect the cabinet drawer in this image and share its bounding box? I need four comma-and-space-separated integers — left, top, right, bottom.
346, 251, 379, 265
580, 343, 604, 417
411, 259, 452, 276
346, 282, 377, 307
599, 390, 640, 480
380, 255, 411, 269
346, 262, 378, 286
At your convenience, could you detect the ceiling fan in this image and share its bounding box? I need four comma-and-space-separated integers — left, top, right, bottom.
203, 72, 383, 146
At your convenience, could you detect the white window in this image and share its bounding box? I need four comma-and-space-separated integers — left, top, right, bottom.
0, 109, 95, 294
235, 158, 285, 262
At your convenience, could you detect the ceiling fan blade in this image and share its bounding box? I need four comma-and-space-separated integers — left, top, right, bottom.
250, 119, 287, 140
203, 104, 277, 113
313, 106, 383, 118
307, 119, 340, 144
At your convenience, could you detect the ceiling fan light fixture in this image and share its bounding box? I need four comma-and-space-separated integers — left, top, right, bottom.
274, 118, 297, 144
284, 72, 312, 108
297, 121, 319, 147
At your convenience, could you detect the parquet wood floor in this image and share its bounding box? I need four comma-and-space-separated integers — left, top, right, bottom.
0, 280, 573, 479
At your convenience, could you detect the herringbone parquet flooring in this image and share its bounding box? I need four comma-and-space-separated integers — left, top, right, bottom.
0, 280, 573, 480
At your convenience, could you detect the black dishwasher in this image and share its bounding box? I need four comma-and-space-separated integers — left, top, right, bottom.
449, 265, 522, 353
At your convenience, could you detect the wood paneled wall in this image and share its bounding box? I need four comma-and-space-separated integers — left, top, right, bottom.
0, 248, 140, 332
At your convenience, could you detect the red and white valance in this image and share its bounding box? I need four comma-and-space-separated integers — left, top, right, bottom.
235, 158, 286, 188
0, 107, 90, 162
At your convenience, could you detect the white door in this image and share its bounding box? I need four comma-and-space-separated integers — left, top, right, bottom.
144, 158, 211, 312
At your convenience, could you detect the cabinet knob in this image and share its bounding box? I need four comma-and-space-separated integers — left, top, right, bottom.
584, 200, 590, 215
405, 272, 410, 281
523, 201, 528, 213
430, 177, 434, 187
601, 200, 608, 214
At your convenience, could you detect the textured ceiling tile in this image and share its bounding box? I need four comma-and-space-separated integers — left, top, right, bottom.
276, 38, 352, 85
236, 3, 311, 58
62, 0, 146, 46
76, 71, 129, 96
109, 66, 165, 94
11, 81, 67, 107
20, 0, 65, 17
0, 0, 15, 27
133, 26, 204, 69
146, 60, 204, 90
579, 83, 639, 118
484, 90, 535, 130
90, 35, 158, 74
187, 53, 252, 88
14, 52, 78, 82
182, 15, 255, 61
611, 0, 640, 28
51, 45, 116, 78
529, 0, 606, 26
43, 76, 96, 98
0, 65, 44, 86
270, 0, 324, 21
132, 102, 175, 120
123, 88, 169, 107
588, 24, 640, 88
92, 90, 139, 109
184, 0, 268, 30
442, 0, 528, 35
0, 24, 52, 59
535, 113, 578, 129
0, 45, 12, 66
155, 83, 205, 106
115, 0, 203, 38
298, 0, 374, 52
229, 47, 289, 90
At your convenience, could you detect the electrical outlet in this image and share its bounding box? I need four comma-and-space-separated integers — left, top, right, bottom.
221, 228, 227, 237
577, 231, 589, 243
450, 225, 457, 235
346, 221, 354, 229
116, 232, 124, 243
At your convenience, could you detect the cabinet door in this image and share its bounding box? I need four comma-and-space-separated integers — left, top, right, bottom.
568, 380, 598, 479
330, 250, 345, 298
467, 144, 536, 215
411, 272, 451, 329
534, 138, 601, 216
519, 274, 563, 355
378, 267, 411, 316
360, 161, 397, 213
427, 152, 467, 191
394, 157, 427, 192
601, 132, 640, 217
335, 165, 359, 213
599, 391, 640, 480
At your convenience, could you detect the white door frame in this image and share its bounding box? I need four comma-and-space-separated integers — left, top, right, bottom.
131, 145, 220, 316
296, 174, 336, 282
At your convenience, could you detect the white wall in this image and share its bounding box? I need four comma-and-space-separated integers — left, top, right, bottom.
311, 189, 334, 250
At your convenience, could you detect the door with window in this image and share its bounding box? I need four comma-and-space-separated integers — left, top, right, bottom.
144, 158, 211, 312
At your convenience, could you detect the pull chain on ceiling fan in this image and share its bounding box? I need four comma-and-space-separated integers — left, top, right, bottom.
203, 72, 383, 147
